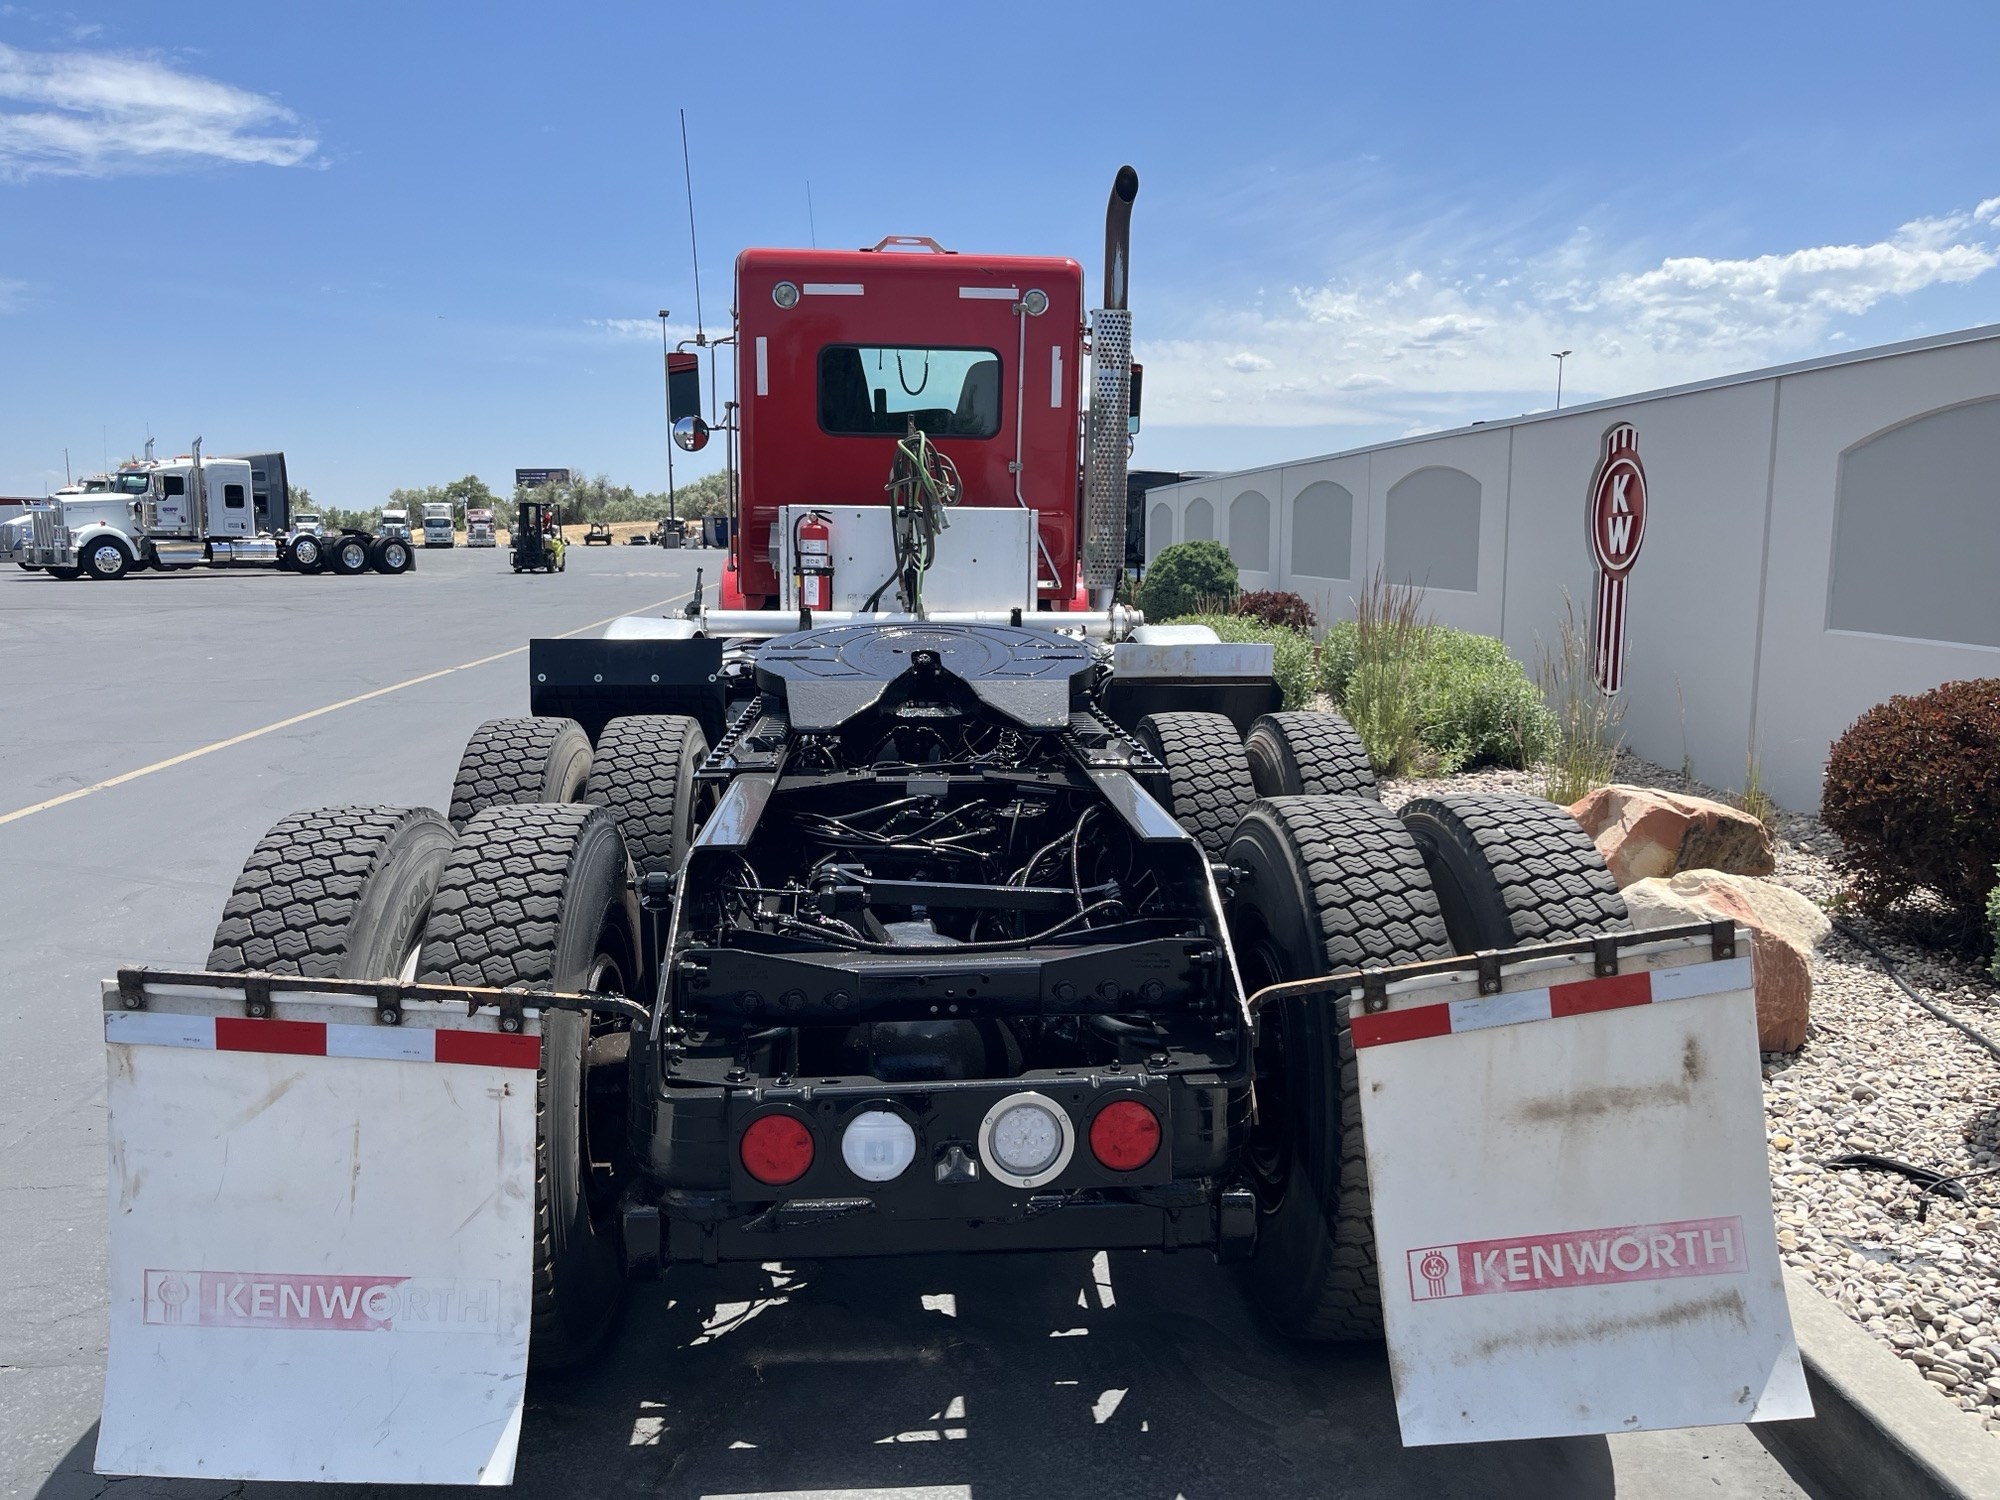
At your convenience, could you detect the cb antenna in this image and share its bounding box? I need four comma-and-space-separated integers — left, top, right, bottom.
806, 180, 818, 249
679, 108, 704, 342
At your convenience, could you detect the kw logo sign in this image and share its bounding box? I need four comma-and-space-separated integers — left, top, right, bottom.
143, 1270, 499, 1333
1588, 422, 1648, 693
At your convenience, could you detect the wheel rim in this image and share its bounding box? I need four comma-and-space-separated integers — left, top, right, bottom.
341, 542, 364, 568
385, 543, 407, 568
580, 946, 631, 1218
1238, 924, 1296, 1205
91, 544, 122, 574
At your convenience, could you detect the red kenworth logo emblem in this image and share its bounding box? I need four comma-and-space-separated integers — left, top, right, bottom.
1589, 423, 1648, 693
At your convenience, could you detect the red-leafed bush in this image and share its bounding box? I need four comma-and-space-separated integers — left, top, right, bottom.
1233, 590, 1317, 632
1821, 678, 2000, 949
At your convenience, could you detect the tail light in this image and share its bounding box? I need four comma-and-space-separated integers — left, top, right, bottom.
977, 1091, 1075, 1189
1088, 1098, 1161, 1172
740, 1113, 814, 1185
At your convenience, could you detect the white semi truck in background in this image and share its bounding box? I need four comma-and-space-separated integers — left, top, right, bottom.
379, 505, 413, 541
465, 506, 496, 546
24, 441, 413, 580
421, 502, 454, 547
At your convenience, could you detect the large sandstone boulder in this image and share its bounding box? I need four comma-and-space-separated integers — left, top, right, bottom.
1568, 784, 1775, 887
1622, 871, 1829, 1053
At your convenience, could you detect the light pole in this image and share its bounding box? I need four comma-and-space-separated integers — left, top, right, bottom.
658, 309, 677, 524
1552, 349, 1573, 411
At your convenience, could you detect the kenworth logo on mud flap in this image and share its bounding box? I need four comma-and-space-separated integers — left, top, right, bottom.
143, 1271, 499, 1332
1405, 1214, 1747, 1301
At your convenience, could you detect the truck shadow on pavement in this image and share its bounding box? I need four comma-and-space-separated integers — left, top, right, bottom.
43, 1249, 1627, 1500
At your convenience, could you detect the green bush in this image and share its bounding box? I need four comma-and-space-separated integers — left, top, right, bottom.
1318, 616, 1554, 774
1987, 870, 2000, 980
1822, 678, 2000, 949
1164, 613, 1316, 710
1139, 541, 1237, 621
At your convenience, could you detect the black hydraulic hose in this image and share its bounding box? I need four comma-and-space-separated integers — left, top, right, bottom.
1831, 917, 2000, 1063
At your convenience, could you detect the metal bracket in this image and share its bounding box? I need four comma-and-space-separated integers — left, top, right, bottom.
1360, 970, 1390, 1015
1592, 935, 1620, 978
496, 995, 528, 1034
1475, 951, 1504, 996
1709, 918, 1737, 961
372, 984, 403, 1027
116, 969, 147, 1010
242, 974, 273, 1019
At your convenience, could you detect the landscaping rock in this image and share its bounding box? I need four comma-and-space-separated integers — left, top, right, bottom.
1568, 784, 1776, 887
1622, 871, 1829, 1052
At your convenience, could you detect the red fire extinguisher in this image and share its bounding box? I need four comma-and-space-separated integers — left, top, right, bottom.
796, 511, 833, 611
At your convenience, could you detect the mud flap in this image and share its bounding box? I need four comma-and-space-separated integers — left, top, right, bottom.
95, 978, 542, 1485
1352, 930, 1811, 1445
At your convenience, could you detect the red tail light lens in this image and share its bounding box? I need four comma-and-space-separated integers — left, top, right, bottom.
740, 1113, 815, 1185
1088, 1099, 1161, 1172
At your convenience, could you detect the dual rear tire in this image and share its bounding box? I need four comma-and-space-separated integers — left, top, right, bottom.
207, 789, 645, 1372
1226, 788, 1628, 1341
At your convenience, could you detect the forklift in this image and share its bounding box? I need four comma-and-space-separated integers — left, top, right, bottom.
511, 499, 566, 574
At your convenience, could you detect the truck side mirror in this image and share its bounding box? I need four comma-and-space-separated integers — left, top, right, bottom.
1128, 362, 1144, 436
668, 352, 702, 423
673, 415, 710, 453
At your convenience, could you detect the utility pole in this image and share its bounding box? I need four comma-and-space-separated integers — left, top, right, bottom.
658, 309, 677, 523
1552, 349, 1573, 411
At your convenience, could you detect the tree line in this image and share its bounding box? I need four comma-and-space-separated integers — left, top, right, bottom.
297, 470, 733, 533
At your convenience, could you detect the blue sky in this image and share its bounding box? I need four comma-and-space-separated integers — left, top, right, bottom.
2, 1, 1997, 501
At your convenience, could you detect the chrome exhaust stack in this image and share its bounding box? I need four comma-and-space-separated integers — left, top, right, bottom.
1081, 166, 1138, 610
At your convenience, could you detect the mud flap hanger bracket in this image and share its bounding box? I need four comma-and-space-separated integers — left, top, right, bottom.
1246, 919, 1738, 1037
112, 965, 652, 1030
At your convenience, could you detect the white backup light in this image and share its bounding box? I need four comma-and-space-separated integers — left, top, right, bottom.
977, 1091, 1075, 1189
841, 1109, 917, 1182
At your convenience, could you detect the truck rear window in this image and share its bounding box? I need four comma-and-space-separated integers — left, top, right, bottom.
818, 345, 1001, 439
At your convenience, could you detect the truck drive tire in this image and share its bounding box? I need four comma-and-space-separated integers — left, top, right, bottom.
1244, 711, 1378, 801
1399, 792, 1630, 953
448, 716, 593, 830
82, 536, 132, 581
583, 714, 710, 878
370, 535, 414, 574
207, 806, 456, 979
329, 535, 371, 575
415, 803, 639, 1370
1226, 794, 1452, 1341
289, 534, 324, 572
1135, 711, 1257, 858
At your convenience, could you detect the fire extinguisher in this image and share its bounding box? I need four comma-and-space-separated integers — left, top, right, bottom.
795, 511, 833, 611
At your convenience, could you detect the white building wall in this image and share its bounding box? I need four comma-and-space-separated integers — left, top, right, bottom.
1143, 325, 2000, 811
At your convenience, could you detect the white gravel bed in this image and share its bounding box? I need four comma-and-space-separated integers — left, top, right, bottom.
1382, 753, 2000, 1429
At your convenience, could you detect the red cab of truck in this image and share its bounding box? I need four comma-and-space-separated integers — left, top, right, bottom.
729, 241, 1086, 608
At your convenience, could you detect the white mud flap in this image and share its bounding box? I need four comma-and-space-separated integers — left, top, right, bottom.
1353, 930, 1811, 1445
95, 976, 543, 1485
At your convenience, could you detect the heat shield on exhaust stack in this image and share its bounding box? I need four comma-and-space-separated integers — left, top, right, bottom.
1082, 308, 1132, 595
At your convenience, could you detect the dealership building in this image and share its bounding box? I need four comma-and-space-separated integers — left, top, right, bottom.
1141, 323, 2000, 811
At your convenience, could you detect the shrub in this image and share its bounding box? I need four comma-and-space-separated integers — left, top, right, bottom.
1233, 590, 1317, 632
1163, 613, 1316, 710
1415, 628, 1557, 774
1821, 679, 2000, 948
1138, 541, 1237, 622
1988, 871, 2000, 980
1315, 572, 1554, 776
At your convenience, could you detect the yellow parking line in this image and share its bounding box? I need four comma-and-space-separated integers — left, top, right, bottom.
0, 589, 693, 829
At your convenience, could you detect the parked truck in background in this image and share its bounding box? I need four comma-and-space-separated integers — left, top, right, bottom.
379, 506, 413, 541
24, 441, 412, 580
422, 502, 455, 547
465, 507, 496, 546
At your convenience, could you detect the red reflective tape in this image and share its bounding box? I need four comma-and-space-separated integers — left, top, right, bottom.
1350, 1002, 1453, 1049
1548, 971, 1653, 1018
213, 1017, 327, 1057
434, 1029, 543, 1070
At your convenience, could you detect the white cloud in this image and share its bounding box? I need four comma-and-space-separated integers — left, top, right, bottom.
585, 317, 703, 342
1139, 198, 2000, 429
0, 275, 23, 312
0, 41, 316, 180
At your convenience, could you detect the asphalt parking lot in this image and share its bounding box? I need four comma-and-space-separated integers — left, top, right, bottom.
0, 546, 1820, 1500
